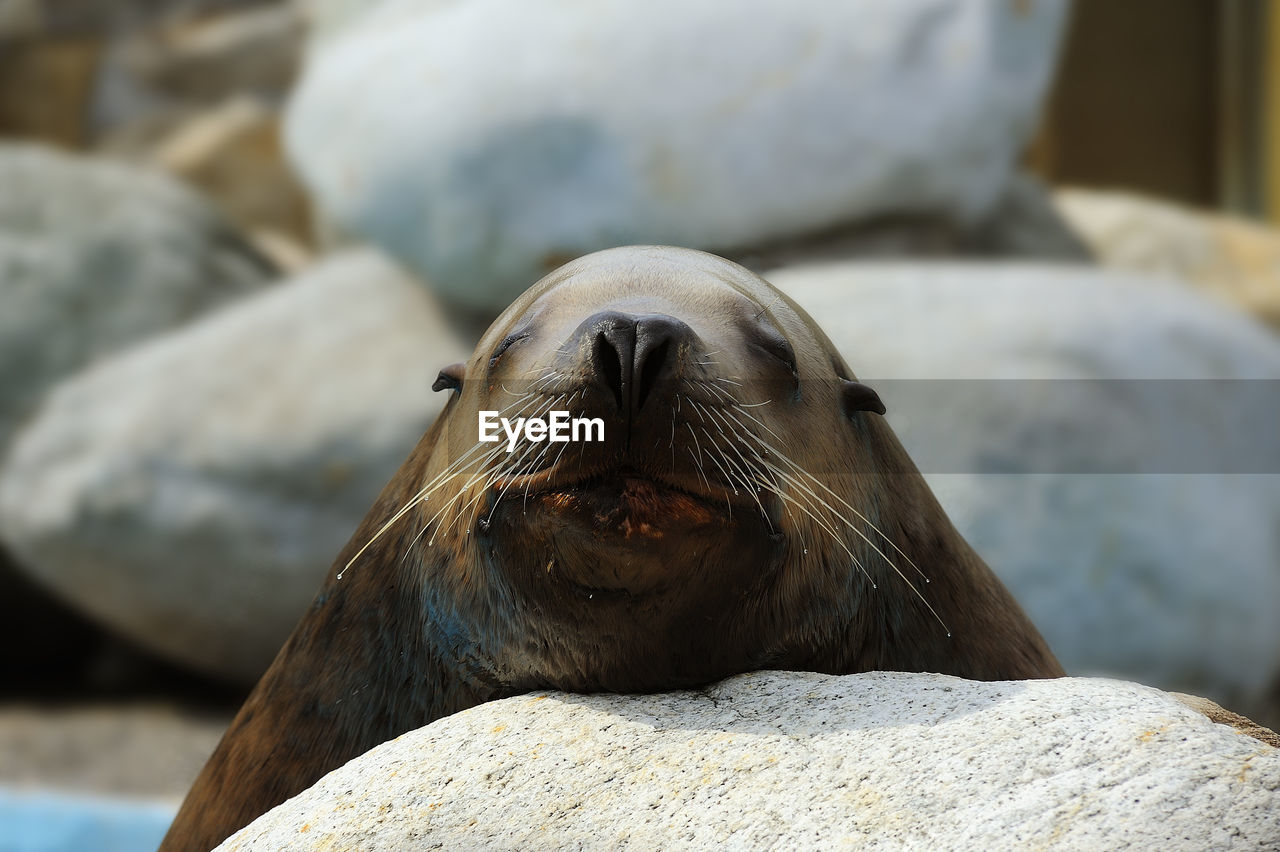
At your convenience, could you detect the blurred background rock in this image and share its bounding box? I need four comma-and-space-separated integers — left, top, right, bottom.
1, 0, 1278, 846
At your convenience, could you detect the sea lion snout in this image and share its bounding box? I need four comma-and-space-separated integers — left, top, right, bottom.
577, 310, 698, 416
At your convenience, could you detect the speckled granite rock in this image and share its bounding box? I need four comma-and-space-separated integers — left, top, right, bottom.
218, 670, 1280, 850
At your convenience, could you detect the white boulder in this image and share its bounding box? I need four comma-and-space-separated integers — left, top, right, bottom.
285, 0, 1069, 310
219, 670, 1280, 850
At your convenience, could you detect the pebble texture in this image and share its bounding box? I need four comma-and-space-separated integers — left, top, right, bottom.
285, 0, 1069, 309
768, 262, 1280, 705
0, 143, 274, 457
0, 251, 467, 683
218, 671, 1280, 850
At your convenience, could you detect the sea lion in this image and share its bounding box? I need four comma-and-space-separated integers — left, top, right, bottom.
161, 246, 1062, 851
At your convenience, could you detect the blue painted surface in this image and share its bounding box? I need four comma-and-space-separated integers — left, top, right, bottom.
0, 789, 175, 852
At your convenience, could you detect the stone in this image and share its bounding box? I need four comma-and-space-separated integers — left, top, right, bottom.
768, 261, 1280, 709
0, 143, 275, 459
87, 3, 304, 148
119, 4, 304, 103
247, 228, 313, 274
1, 1, 274, 36
1, 0, 299, 149
152, 96, 313, 245
1171, 693, 1280, 749
218, 671, 1280, 850
292, 0, 379, 44
0, 251, 468, 683
0, 38, 102, 146
285, 0, 1070, 311
1056, 188, 1280, 329
0, 0, 42, 39
0, 704, 229, 798
730, 172, 1092, 274
963, 172, 1093, 259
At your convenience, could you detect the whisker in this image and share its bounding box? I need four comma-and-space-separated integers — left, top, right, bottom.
337, 438, 495, 578
749, 450, 949, 636
739, 422, 932, 584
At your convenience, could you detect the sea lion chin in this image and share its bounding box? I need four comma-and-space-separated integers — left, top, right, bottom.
161, 245, 1063, 851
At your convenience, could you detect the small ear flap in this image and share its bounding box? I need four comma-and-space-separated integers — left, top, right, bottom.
432, 362, 466, 393
841, 379, 885, 417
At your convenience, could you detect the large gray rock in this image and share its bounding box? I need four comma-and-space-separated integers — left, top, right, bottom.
285, 0, 1070, 311
0, 251, 468, 683
729, 172, 1091, 273
218, 671, 1280, 850
292, 0, 380, 43
769, 261, 1280, 707
0, 143, 274, 457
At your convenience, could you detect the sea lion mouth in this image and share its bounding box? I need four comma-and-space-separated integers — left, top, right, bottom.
489, 464, 785, 597
494, 464, 781, 529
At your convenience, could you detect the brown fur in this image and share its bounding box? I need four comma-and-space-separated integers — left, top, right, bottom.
162, 247, 1061, 850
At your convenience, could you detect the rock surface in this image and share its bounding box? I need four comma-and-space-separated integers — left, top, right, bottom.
1056, 188, 1280, 329
118, 4, 303, 104
286, 0, 1069, 310
0, 37, 102, 147
152, 95, 312, 245
0, 143, 275, 458
0, 251, 468, 683
769, 261, 1280, 707
0, 0, 301, 148
729, 172, 1091, 274
218, 670, 1280, 850
0, 703, 229, 799
0, 0, 278, 36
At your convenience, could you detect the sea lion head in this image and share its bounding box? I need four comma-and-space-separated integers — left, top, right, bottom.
380, 246, 931, 689
350, 247, 946, 692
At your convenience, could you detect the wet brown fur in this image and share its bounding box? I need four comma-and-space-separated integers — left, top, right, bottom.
162, 247, 1062, 851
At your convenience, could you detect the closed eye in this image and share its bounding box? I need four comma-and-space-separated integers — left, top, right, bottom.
489, 332, 530, 368
754, 334, 798, 376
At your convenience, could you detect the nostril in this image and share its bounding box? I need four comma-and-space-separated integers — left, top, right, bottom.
593, 330, 625, 411
635, 338, 669, 411
577, 311, 692, 416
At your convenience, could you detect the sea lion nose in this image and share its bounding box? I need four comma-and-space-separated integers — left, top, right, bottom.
580, 310, 694, 413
